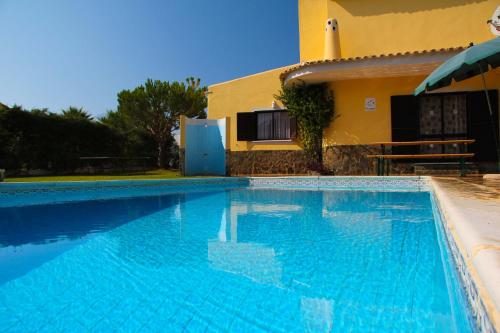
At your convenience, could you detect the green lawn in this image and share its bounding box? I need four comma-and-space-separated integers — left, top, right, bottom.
4, 169, 184, 182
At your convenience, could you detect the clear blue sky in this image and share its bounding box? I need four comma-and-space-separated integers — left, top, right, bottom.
0, 0, 299, 117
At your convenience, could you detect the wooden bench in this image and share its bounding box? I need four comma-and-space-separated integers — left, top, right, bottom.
366, 140, 475, 176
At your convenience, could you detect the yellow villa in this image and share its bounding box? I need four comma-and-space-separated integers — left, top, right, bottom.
182, 0, 500, 176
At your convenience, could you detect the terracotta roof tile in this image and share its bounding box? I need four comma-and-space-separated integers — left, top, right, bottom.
280, 46, 466, 81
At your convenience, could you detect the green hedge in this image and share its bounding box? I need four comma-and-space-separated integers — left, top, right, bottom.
0, 109, 158, 172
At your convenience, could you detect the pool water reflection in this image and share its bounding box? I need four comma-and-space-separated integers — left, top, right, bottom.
0, 188, 474, 332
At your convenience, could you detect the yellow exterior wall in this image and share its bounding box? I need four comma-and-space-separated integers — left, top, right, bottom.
299, 0, 328, 62
207, 67, 302, 152
208, 66, 500, 149
208, 0, 500, 150
324, 76, 423, 145
299, 0, 497, 61
324, 71, 500, 145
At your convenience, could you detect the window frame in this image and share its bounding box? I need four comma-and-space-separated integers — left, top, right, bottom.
253, 110, 293, 142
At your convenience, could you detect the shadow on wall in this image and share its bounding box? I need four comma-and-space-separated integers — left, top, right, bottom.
333, 0, 488, 16
322, 132, 362, 146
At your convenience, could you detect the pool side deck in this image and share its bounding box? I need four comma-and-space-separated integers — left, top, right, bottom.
430, 176, 500, 332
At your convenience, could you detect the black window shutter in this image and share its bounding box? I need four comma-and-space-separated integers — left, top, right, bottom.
467, 90, 499, 162
237, 112, 256, 141
390, 95, 418, 155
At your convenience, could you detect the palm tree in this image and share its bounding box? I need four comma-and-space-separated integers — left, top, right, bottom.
9, 104, 23, 112
61, 106, 93, 121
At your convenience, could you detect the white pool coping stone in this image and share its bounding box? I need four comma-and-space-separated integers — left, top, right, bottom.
429, 177, 500, 332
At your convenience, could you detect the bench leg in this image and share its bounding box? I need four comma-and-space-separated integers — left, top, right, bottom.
459, 157, 465, 177
376, 158, 381, 176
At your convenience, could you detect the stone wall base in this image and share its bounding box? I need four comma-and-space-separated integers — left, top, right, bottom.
227, 150, 310, 175
323, 145, 379, 175
323, 145, 414, 175
180, 146, 417, 176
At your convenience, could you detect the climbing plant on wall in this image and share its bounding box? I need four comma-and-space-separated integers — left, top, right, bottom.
275, 82, 335, 165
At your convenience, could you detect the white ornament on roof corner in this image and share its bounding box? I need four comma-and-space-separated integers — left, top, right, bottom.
487, 6, 500, 37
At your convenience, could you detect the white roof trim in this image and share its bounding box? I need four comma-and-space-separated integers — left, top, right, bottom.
283, 51, 462, 85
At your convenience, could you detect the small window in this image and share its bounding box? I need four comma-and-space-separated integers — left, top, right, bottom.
237, 110, 296, 141
256, 111, 293, 140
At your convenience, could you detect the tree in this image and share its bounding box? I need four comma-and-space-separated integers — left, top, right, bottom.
275, 82, 335, 165
99, 109, 158, 158
61, 106, 93, 121
9, 104, 23, 112
117, 78, 207, 168
99, 109, 132, 134
30, 108, 52, 116
0, 106, 122, 172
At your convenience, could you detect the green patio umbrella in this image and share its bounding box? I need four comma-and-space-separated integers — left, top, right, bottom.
415, 37, 500, 95
415, 37, 500, 170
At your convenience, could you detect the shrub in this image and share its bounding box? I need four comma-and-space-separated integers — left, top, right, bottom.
0, 108, 124, 171
275, 82, 335, 165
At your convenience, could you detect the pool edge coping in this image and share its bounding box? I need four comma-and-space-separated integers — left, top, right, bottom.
429, 177, 499, 333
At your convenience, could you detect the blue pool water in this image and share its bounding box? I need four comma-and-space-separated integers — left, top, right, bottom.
0, 185, 474, 332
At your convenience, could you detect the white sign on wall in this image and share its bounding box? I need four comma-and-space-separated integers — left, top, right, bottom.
365, 98, 376, 112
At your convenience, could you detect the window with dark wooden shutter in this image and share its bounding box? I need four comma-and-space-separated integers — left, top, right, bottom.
467, 90, 499, 162
237, 112, 257, 141
390, 95, 419, 156
238, 110, 295, 141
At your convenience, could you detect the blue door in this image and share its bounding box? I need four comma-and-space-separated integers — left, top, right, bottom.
185, 119, 226, 176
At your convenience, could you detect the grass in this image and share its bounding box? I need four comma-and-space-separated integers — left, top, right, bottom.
4, 169, 184, 182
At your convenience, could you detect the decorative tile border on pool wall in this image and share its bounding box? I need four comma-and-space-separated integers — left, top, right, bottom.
0, 176, 429, 207
0, 178, 250, 207
249, 176, 430, 191
0, 177, 248, 191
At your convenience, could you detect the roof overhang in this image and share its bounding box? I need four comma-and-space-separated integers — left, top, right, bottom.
281, 47, 465, 86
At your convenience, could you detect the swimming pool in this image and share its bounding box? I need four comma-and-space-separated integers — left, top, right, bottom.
0, 178, 476, 332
